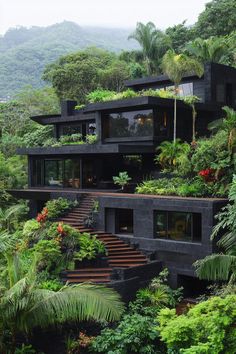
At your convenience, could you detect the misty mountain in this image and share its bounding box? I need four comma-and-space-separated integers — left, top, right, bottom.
0, 21, 138, 99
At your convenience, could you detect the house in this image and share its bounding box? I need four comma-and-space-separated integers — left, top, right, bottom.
10, 62, 235, 294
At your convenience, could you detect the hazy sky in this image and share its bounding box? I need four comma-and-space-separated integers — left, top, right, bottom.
0, 0, 209, 35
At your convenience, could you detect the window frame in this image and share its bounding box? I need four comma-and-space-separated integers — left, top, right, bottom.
154, 210, 202, 243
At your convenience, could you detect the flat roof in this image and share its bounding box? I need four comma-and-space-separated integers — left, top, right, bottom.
8, 188, 228, 203
17, 143, 155, 156
125, 73, 200, 88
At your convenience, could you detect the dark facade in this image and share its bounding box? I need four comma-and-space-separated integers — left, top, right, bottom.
96, 193, 227, 290
10, 62, 236, 291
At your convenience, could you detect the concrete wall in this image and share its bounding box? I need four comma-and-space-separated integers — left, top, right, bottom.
97, 194, 227, 287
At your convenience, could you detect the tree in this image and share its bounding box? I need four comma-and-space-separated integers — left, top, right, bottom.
0, 239, 124, 352
194, 174, 236, 282
183, 95, 200, 142
42, 47, 130, 103
194, 0, 236, 38
165, 21, 195, 52
129, 22, 171, 75
162, 50, 203, 142
15, 85, 60, 116
185, 37, 228, 64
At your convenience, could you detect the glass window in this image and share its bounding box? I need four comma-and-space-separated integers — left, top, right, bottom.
154, 211, 201, 242
61, 124, 82, 135
157, 83, 193, 97
64, 159, 80, 188
32, 159, 43, 186
44, 160, 63, 187
104, 109, 153, 138
116, 209, 133, 234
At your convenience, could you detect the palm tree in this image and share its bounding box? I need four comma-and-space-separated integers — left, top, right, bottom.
0, 234, 124, 352
185, 37, 228, 65
129, 22, 169, 75
183, 95, 200, 142
208, 106, 236, 152
0, 204, 26, 232
162, 50, 203, 142
194, 175, 236, 283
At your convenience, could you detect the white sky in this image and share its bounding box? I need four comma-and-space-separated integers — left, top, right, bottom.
0, 0, 208, 35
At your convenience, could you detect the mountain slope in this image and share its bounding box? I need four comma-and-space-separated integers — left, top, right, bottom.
0, 21, 138, 99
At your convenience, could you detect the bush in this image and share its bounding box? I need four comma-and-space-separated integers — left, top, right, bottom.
74, 232, 106, 261
91, 313, 161, 354
33, 239, 61, 271
158, 295, 236, 354
155, 139, 191, 172
23, 219, 41, 242
45, 197, 75, 219
136, 177, 184, 195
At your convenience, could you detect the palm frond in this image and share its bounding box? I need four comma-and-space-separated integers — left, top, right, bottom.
24, 283, 124, 332
194, 254, 236, 281
217, 231, 236, 253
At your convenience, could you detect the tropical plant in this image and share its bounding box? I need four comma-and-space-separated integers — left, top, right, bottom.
74, 233, 106, 262
0, 204, 27, 232
155, 139, 190, 171
91, 312, 161, 354
185, 37, 228, 64
158, 295, 236, 354
195, 175, 236, 282
113, 171, 131, 190
162, 50, 203, 142
45, 198, 76, 219
0, 250, 124, 352
129, 22, 169, 75
183, 95, 200, 142
208, 106, 236, 153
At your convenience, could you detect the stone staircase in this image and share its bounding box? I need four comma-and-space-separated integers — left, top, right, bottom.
60, 194, 149, 284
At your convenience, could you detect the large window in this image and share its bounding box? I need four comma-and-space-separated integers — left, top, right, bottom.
104, 109, 153, 138
32, 159, 81, 188
116, 209, 133, 234
44, 160, 63, 187
59, 122, 96, 138
154, 211, 201, 242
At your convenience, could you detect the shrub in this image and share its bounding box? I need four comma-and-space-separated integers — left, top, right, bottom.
86, 89, 116, 103
23, 219, 41, 242
33, 239, 61, 271
74, 232, 106, 261
113, 171, 131, 190
136, 177, 183, 195
91, 313, 161, 354
45, 197, 75, 219
86, 134, 98, 144
158, 295, 236, 354
155, 139, 191, 172
59, 133, 84, 145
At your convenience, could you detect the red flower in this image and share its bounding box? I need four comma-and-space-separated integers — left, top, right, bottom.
57, 222, 65, 235
198, 168, 215, 182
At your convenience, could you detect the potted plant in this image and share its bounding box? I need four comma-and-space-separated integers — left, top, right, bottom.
113, 171, 131, 192
74, 233, 108, 268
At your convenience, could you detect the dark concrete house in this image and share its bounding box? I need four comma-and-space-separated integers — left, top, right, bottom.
10, 62, 236, 292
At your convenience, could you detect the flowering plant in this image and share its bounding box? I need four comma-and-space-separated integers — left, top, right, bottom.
198, 168, 215, 182
36, 207, 48, 223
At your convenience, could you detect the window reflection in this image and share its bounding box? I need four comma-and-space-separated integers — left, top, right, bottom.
105, 109, 153, 138
44, 160, 63, 187
155, 211, 201, 242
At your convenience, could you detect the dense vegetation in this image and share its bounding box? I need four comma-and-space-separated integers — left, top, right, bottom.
0, 0, 236, 352
1, 0, 235, 100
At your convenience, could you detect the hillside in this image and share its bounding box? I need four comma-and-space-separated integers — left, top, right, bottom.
0, 21, 138, 99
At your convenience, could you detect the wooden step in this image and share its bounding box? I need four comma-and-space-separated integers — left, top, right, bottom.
108, 255, 147, 260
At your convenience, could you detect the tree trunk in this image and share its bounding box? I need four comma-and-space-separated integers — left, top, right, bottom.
173, 84, 178, 142
192, 106, 197, 142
